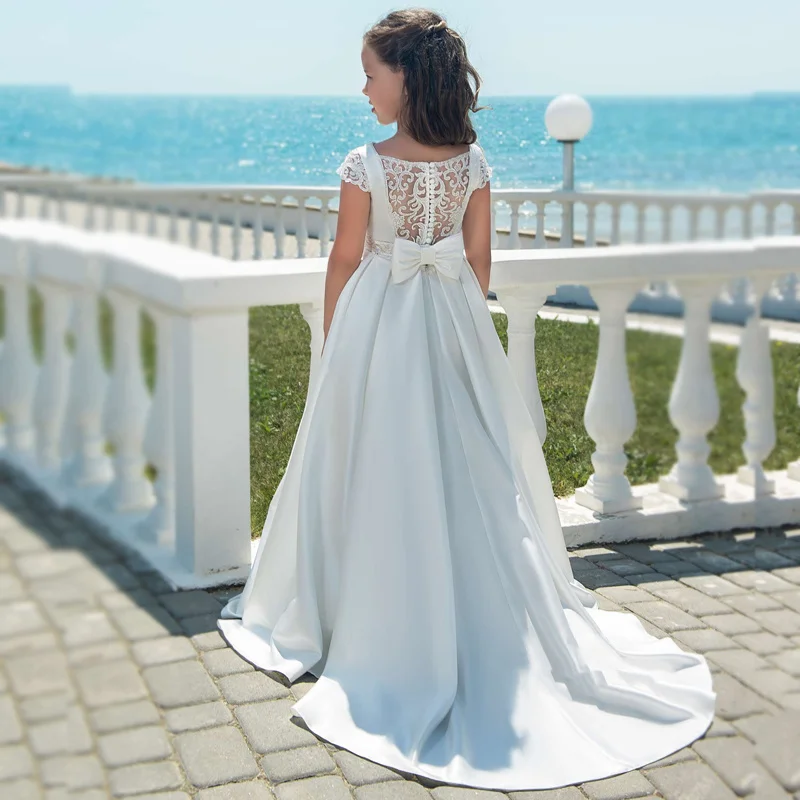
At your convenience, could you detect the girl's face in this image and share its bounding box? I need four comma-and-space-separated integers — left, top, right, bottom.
361, 44, 405, 126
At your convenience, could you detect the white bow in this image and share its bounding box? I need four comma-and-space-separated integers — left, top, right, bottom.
390, 232, 465, 284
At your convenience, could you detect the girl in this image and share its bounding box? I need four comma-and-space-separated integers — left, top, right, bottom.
219, 8, 716, 791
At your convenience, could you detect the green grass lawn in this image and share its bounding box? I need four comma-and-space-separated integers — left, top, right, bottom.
249, 304, 800, 537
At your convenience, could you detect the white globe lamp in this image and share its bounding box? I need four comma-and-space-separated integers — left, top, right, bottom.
544, 94, 593, 248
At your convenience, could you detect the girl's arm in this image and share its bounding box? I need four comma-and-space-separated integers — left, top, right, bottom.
322, 180, 371, 350
462, 181, 492, 298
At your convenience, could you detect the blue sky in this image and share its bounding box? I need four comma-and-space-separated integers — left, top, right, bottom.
1, 0, 796, 96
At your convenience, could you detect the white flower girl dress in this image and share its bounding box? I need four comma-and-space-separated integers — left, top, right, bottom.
218, 141, 716, 791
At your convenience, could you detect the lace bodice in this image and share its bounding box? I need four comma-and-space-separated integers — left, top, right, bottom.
337, 144, 492, 250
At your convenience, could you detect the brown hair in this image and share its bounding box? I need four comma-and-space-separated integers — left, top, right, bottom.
363, 8, 491, 146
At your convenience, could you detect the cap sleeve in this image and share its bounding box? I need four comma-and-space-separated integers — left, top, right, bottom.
476, 147, 493, 189
336, 149, 370, 193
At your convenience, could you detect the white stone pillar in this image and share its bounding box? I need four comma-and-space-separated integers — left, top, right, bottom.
736, 277, 776, 495
494, 286, 553, 444
575, 283, 643, 513
171, 310, 251, 582
659, 280, 724, 501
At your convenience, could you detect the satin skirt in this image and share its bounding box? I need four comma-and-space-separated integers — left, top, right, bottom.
218, 250, 716, 791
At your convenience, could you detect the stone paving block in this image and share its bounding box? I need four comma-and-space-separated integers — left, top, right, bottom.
192, 630, 227, 651
644, 760, 738, 799
196, 782, 276, 799
648, 585, 730, 616
132, 636, 198, 667
595, 585, 656, 605
180, 613, 222, 637
202, 647, 256, 677
235, 699, 318, 753
732, 631, 794, 655
0, 630, 59, 657
98, 724, 172, 767
642, 746, 698, 769
0, 694, 23, 745
0, 778, 41, 800
6, 650, 71, 697
165, 701, 233, 733
735, 668, 800, 704
774, 566, 800, 585
673, 550, 745, 574
66, 639, 130, 668
701, 612, 762, 636
260, 744, 337, 783
705, 648, 770, 677
0, 743, 35, 781
59, 609, 118, 648
508, 788, 586, 800
76, 660, 149, 708
132, 794, 192, 800
160, 590, 222, 619
15, 550, 91, 579
174, 725, 260, 788
331, 748, 405, 786
570, 770, 653, 800
624, 601, 704, 632
748, 608, 800, 636
712, 672, 778, 719
726, 547, 797, 570
774, 589, 800, 614
750, 709, 800, 791
692, 736, 761, 795
0, 572, 24, 601
40, 752, 105, 789
723, 570, 797, 594
679, 574, 748, 598
112, 606, 182, 641
430, 788, 507, 799
219, 671, 291, 704
671, 628, 737, 653
109, 760, 184, 797
704, 716, 737, 738
99, 588, 161, 612
143, 660, 221, 708
90, 699, 161, 733
352, 780, 432, 799
0, 600, 48, 639
20, 689, 77, 723
29, 706, 93, 757
768, 648, 800, 676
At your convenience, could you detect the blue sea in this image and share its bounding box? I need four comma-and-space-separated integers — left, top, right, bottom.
1, 87, 799, 193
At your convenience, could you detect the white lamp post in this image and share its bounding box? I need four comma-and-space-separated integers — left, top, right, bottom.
544, 94, 593, 248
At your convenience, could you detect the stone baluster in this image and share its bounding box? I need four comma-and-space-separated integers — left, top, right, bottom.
508, 201, 521, 249
297, 196, 309, 258
494, 286, 554, 444
210, 205, 221, 255
585, 203, 597, 247
635, 203, 647, 243
574, 284, 643, 513
735, 277, 776, 495
274, 195, 286, 258
140, 308, 175, 549
231, 197, 241, 260
100, 288, 154, 512
60, 262, 113, 488
253, 200, 264, 260
659, 280, 724, 501
534, 202, 546, 249
33, 279, 73, 473
610, 203, 621, 245
0, 241, 38, 464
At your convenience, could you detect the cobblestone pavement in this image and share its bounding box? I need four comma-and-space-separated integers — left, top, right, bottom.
2, 475, 800, 800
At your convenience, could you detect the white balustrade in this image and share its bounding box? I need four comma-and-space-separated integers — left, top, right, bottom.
1, 220, 799, 587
